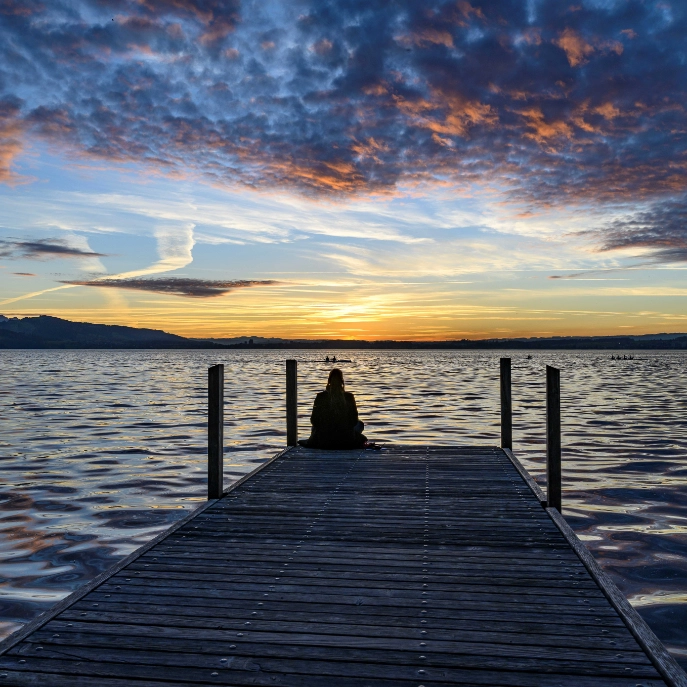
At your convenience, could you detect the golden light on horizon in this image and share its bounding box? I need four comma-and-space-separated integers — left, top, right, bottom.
4, 274, 687, 341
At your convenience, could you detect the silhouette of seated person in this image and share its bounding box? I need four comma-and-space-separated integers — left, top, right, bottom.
300, 369, 366, 450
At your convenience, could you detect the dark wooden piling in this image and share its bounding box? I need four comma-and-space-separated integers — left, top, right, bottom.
207, 363, 224, 500
546, 364, 562, 512
286, 359, 298, 446
500, 357, 512, 449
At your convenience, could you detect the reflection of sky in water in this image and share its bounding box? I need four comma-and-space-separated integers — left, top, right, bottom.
0, 349, 685, 667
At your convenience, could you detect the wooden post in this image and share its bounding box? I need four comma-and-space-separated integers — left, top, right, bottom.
286, 359, 298, 446
208, 364, 224, 500
500, 357, 512, 449
546, 365, 562, 512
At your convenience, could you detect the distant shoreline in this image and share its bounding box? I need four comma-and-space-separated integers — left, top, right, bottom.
2, 340, 687, 351
2, 315, 687, 350
210, 339, 687, 351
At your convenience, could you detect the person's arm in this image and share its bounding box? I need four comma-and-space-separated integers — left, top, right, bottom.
311, 392, 325, 428
346, 392, 359, 428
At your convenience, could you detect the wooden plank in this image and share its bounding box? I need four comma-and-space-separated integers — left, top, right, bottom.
46, 611, 641, 649
10, 636, 659, 678
0, 654, 664, 687
114, 569, 603, 596
57, 606, 631, 638
127, 560, 599, 583
19, 622, 655, 665
68, 597, 630, 630
77, 589, 621, 618
80, 590, 623, 621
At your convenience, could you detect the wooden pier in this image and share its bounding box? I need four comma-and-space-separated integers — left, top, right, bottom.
1, 443, 685, 686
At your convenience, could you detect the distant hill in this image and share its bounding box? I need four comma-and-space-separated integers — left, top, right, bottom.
0, 315, 223, 349
1, 315, 687, 349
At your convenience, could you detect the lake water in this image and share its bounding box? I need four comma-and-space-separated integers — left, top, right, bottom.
0, 349, 686, 668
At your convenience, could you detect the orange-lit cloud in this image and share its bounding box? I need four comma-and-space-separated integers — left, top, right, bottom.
0, 101, 24, 184
517, 106, 572, 145
0, 0, 684, 209
553, 28, 595, 66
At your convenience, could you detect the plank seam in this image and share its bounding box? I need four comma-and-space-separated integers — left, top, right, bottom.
0, 446, 292, 657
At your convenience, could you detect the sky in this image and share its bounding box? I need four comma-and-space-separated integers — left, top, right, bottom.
0, 0, 686, 340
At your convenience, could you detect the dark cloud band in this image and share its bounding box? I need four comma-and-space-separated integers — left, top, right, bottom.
64, 277, 278, 298
584, 195, 687, 264
0, 238, 106, 259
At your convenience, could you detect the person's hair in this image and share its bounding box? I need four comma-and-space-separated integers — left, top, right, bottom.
326, 368, 345, 396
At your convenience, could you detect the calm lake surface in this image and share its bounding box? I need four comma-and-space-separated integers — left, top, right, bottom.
1, 349, 686, 666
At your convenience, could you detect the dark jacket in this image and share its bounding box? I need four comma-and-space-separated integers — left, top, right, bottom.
306, 389, 366, 450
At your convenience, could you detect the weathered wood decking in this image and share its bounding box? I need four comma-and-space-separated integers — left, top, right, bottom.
1, 445, 685, 686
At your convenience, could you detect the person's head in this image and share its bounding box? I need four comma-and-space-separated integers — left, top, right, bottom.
326, 368, 345, 394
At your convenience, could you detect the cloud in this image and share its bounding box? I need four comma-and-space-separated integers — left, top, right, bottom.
12, 272, 35, 276
318, 228, 565, 277
0, 0, 685, 209
0, 98, 25, 183
552, 28, 622, 68
79, 191, 432, 244
548, 269, 630, 280
0, 283, 78, 306
588, 196, 687, 263
553, 28, 595, 67
104, 223, 195, 280
62, 277, 278, 297
0, 238, 107, 259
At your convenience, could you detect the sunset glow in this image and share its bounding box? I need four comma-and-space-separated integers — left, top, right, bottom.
1, 1, 686, 339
